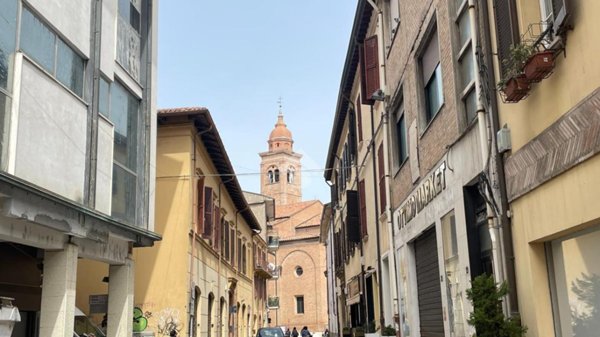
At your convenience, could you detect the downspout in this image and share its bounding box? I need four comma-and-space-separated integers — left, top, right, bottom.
479, 0, 519, 316
468, 0, 508, 310
365, 0, 393, 331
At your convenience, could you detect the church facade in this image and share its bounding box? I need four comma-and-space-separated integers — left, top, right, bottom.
261, 113, 329, 333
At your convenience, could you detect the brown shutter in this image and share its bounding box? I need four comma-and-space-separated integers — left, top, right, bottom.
552, 0, 569, 35
346, 190, 361, 243
203, 187, 213, 238
361, 35, 380, 103
378, 143, 386, 213
230, 228, 235, 264
213, 206, 221, 250
493, 0, 520, 77
196, 178, 205, 233
359, 180, 367, 236
356, 96, 363, 142
348, 108, 357, 161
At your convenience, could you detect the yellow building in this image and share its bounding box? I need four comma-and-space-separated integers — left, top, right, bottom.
487, 1, 600, 336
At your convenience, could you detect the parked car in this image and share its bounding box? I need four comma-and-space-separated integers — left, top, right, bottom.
257, 327, 284, 337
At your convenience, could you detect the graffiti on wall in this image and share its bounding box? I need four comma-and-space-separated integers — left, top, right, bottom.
133, 307, 150, 332
156, 307, 183, 336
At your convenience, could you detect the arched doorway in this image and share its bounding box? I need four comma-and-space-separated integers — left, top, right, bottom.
192, 287, 201, 337
208, 293, 215, 337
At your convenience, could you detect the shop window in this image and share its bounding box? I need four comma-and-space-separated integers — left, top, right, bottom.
547, 227, 600, 337
441, 210, 465, 337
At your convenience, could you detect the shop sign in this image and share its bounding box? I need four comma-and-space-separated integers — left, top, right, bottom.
398, 162, 447, 229
347, 276, 361, 305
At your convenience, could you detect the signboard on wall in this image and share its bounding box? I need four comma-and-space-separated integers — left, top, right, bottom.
89, 294, 108, 314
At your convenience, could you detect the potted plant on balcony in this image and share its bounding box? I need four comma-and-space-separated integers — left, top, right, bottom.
523, 49, 555, 83
498, 43, 534, 103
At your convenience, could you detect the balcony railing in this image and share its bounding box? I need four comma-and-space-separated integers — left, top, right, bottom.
254, 259, 273, 279
267, 296, 279, 309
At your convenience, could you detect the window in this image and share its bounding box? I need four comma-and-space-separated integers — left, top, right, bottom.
394, 102, 408, 166
295, 266, 303, 277
224, 221, 230, 260
242, 243, 246, 274
493, 0, 519, 77
539, 0, 569, 35
548, 227, 600, 337
203, 187, 214, 238
0, 0, 17, 91
421, 28, 443, 124
117, 0, 141, 81
441, 210, 465, 337
274, 169, 280, 183
267, 170, 274, 183
213, 205, 221, 250
360, 35, 380, 104
295, 296, 305, 314
196, 178, 205, 233
358, 179, 367, 237
455, 0, 477, 124
20, 7, 84, 97
356, 96, 363, 142
109, 81, 141, 224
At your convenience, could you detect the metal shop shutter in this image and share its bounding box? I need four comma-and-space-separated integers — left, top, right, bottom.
414, 227, 444, 337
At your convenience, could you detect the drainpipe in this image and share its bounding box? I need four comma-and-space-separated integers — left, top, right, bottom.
479, 0, 519, 316
468, 0, 508, 310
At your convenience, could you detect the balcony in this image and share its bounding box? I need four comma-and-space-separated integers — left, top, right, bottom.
254, 259, 273, 279
267, 296, 279, 309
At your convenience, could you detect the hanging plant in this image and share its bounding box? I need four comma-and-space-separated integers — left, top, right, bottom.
523, 50, 555, 83
497, 43, 534, 102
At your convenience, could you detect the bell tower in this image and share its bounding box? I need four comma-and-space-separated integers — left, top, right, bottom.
259, 107, 302, 206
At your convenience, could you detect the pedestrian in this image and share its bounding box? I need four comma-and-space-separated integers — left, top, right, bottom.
324, 328, 329, 337
285, 328, 291, 337
292, 327, 299, 337
301, 326, 311, 337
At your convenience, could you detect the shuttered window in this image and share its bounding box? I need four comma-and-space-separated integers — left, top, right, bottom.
213, 205, 221, 250
378, 143, 386, 213
359, 180, 367, 237
203, 187, 213, 238
196, 178, 205, 233
346, 190, 361, 243
360, 35, 380, 104
493, 0, 519, 77
230, 228, 236, 265
356, 96, 363, 142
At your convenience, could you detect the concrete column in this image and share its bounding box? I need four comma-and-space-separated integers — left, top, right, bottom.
39, 243, 79, 337
107, 258, 134, 337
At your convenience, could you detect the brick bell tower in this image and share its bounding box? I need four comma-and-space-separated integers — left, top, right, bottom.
259, 109, 302, 206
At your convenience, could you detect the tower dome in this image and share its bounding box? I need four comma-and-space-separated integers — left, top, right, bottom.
268, 113, 293, 151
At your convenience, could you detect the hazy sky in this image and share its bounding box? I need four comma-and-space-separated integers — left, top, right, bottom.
157, 1, 356, 202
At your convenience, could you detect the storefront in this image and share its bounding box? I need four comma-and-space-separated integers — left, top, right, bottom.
393, 131, 493, 337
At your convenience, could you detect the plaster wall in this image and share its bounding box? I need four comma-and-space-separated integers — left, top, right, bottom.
15, 59, 87, 203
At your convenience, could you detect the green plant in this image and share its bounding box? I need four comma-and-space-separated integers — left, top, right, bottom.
466, 274, 527, 337
381, 325, 396, 336
363, 320, 376, 333
497, 43, 535, 89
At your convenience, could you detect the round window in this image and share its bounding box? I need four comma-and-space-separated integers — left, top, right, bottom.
295, 266, 303, 276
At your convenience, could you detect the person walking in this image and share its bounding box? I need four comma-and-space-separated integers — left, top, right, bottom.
301, 326, 311, 337
292, 327, 299, 337
285, 328, 291, 337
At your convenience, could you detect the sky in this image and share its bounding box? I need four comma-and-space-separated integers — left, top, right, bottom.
157, 1, 357, 202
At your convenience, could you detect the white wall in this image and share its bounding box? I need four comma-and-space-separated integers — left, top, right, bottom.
27, 0, 91, 57
15, 60, 87, 202
95, 115, 114, 215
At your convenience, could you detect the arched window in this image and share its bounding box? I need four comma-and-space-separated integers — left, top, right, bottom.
274, 169, 280, 182
287, 166, 295, 184
193, 287, 201, 337
267, 170, 274, 183
207, 293, 215, 337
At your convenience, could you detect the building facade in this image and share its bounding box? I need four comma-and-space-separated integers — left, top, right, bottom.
487, 1, 600, 336
130, 107, 268, 337
324, 1, 396, 333
0, 0, 159, 336
261, 113, 328, 333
